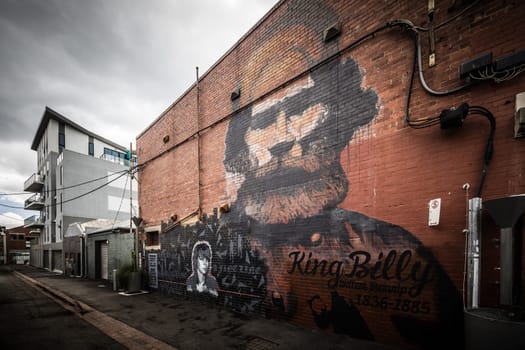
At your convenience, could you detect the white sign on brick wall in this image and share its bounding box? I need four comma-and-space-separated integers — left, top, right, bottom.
148, 253, 158, 288
428, 198, 441, 226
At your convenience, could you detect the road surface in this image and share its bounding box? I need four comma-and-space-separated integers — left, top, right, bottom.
0, 265, 127, 350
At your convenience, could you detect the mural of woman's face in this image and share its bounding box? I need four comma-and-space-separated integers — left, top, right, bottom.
197, 253, 209, 275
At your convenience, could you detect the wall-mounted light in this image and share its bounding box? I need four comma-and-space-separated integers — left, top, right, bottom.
230, 87, 241, 101
323, 22, 341, 42
163, 135, 170, 143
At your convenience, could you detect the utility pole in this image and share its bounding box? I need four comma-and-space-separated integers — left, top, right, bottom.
0, 226, 6, 265
129, 142, 138, 270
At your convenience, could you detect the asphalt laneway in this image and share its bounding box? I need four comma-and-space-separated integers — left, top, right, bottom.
0, 265, 127, 350
3, 264, 403, 350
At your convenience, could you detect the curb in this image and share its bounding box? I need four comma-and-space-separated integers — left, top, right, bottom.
13, 271, 91, 314
12, 269, 177, 350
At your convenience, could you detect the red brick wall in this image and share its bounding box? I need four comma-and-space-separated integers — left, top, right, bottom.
137, 1, 525, 348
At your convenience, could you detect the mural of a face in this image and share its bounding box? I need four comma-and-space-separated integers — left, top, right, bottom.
186, 241, 219, 297
191, 242, 212, 274
197, 254, 209, 276
219, 2, 463, 347
225, 57, 378, 226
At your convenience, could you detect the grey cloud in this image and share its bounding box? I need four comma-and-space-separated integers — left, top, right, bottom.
0, 0, 278, 225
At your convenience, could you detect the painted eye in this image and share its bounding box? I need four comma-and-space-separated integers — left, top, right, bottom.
251, 108, 276, 129
285, 102, 304, 117
288, 104, 325, 139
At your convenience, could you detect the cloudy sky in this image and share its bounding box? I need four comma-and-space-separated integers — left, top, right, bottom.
0, 0, 279, 228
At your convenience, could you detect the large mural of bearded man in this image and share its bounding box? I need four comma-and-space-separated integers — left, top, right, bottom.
219, 1, 463, 348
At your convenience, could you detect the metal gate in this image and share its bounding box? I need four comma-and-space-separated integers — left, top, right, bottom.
52, 250, 63, 272
43, 250, 49, 269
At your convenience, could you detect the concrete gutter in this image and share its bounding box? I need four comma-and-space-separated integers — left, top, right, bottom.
13, 270, 177, 350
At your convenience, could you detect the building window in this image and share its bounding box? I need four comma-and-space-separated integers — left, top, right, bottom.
103, 147, 133, 166
146, 231, 159, 246
88, 136, 94, 156
59, 123, 65, 153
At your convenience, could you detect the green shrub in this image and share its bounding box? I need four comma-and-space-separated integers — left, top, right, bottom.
116, 264, 134, 290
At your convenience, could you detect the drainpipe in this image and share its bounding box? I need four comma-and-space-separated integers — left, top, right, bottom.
82, 234, 87, 278
196, 67, 202, 219
80, 235, 84, 277
466, 197, 482, 309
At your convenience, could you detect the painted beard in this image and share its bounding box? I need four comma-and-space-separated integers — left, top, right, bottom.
235, 151, 348, 224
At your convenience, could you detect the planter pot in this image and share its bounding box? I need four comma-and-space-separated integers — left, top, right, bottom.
127, 271, 142, 293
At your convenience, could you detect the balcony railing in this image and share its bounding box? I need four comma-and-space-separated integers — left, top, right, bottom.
100, 153, 130, 167
24, 173, 44, 192
28, 229, 41, 236
24, 193, 44, 210
100, 153, 137, 168
24, 215, 44, 228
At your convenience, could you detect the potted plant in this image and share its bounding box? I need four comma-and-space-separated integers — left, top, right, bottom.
127, 250, 142, 293
116, 263, 133, 291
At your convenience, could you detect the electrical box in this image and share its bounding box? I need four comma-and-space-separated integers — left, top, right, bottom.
459, 52, 493, 79
515, 92, 525, 138
494, 50, 525, 71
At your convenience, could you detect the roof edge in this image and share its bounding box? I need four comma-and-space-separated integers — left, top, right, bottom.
31, 106, 130, 152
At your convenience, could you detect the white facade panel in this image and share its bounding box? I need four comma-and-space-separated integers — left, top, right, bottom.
47, 119, 59, 153
107, 195, 137, 214
107, 171, 129, 189
65, 125, 89, 155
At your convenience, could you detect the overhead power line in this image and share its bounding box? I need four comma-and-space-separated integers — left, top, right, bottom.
0, 192, 32, 196
57, 169, 130, 207
0, 203, 25, 209
0, 167, 135, 210
0, 168, 130, 198
0, 213, 24, 222
111, 170, 130, 230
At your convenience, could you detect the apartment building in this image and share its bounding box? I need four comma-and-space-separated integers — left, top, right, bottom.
24, 107, 137, 272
